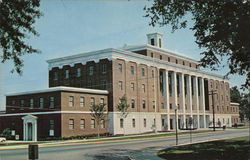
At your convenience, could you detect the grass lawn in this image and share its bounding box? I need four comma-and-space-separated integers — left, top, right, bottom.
158, 136, 250, 160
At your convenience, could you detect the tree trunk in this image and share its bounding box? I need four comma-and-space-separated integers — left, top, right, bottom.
97, 122, 100, 139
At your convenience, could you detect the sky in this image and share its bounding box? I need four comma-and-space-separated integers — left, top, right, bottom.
0, 0, 246, 110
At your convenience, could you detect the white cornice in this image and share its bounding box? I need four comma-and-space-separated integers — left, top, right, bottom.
6, 86, 108, 96
47, 48, 226, 81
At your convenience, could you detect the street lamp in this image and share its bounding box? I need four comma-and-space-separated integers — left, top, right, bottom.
209, 90, 217, 131
174, 106, 178, 145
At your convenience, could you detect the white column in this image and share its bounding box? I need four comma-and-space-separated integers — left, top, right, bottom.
194, 76, 200, 128
187, 75, 193, 116
200, 77, 206, 128
165, 70, 170, 130
23, 122, 26, 141
180, 73, 186, 128
33, 121, 37, 141
172, 72, 178, 129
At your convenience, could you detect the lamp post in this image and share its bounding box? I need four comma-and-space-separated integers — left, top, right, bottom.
209, 90, 217, 131
174, 106, 178, 145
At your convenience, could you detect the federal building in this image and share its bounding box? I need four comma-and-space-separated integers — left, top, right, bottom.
0, 33, 240, 141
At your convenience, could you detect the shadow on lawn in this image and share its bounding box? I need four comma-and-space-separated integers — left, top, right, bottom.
158, 139, 250, 160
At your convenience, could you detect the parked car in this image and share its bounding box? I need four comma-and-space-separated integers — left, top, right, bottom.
0, 137, 6, 142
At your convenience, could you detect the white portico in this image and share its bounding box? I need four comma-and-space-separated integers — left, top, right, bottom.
22, 115, 37, 141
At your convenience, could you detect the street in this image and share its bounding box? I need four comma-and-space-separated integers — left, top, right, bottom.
0, 129, 249, 160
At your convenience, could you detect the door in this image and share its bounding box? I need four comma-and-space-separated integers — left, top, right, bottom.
27, 123, 33, 141
170, 119, 173, 130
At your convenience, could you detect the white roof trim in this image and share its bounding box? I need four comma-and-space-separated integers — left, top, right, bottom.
121, 44, 199, 63
6, 86, 108, 96
0, 111, 108, 117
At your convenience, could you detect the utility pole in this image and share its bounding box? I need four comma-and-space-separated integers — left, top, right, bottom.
209, 90, 217, 131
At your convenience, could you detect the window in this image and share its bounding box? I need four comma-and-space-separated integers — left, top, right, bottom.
76, 68, 81, 77
142, 100, 146, 109
69, 119, 74, 130
189, 63, 192, 67
151, 38, 154, 45
100, 98, 104, 105
152, 70, 154, 77
20, 100, 24, 107
80, 97, 85, 107
160, 55, 162, 60
162, 119, 165, 126
130, 66, 135, 75
39, 98, 44, 108
50, 97, 55, 108
152, 101, 155, 109
120, 119, 124, 128
169, 103, 172, 109
131, 99, 135, 108
177, 104, 180, 109
49, 120, 54, 130
151, 53, 154, 58
80, 119, 85, 129
131, 82, 135, 91
69, 96, 74, 107
142, 84, 145, 93
88, 66, 94, 76
159, 38, 162, 48
144, 118, 147, 128
132, 119, 136, 128
30, 99, 34, 108
101, 119, 105, 128
12, 100, 16, 105
183, 61, 185, 65
100, 80, 107, 89
168, 57, 170, 62
118, 64, 122, 72
152, 85, 155, 92
141, 68, 145, 76
101, 64, 107, 73
54, 72, 58, 80
176, 59, 178, 64
119, 81, 123, 90
91, 119, 95, 129
161, 103, 164, 109
90, 97, 95, 106
65, 69, 69, 79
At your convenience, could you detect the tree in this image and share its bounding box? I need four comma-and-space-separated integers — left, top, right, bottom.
0, 0, 42, 74
144, 0, 250, 89
230, 86, 241, 103
116, 95, 129, 135
90, 103, 106, 139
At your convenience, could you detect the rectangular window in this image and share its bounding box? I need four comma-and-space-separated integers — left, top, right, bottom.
65, 69, 69, 79
76, 68, 81, 77
152, 85, 154, 92
144, 118, 147, 128
160, 55, 162, 60
101, 64, 107, 73
142, 84, 145, 93
151, 38, 154, 45
30, 99, 34, 108
20, 99, 24, 107
12, 100, 16, 105
100, 98, 104, 105
88, 66, 94, 76
131, 82, 135, 91
50, 97, 55, 108
161, 103, 164, 109
54, 72, 58, 80
142, 100, 146, 109
50, 120, 55, 130
118, 64, 122, 72
141, 68, 145, 76
69, 96, 74, 107
119, 81, 123, 90
80, 97, 85, 107
91, 119, 95, 129
151, 53, 154, 58
170, 103, 172, 109
159, 38, 162, 48
101, 119, 105, 129
130, 66, 135, 75
80, 119, 85, 129
120, 118, 124, 128
168, 57, 170, 62
153, 101, 155, 109
152, 70, 154, 78
100, 80, 107, 89
90, 97, 95, 106
131, 99, 135, 108
39, 98, 44, 108
132, 119, 136, 128
69, 119, 74, 130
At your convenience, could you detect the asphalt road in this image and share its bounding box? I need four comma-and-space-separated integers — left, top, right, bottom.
0, 129, 249, 160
